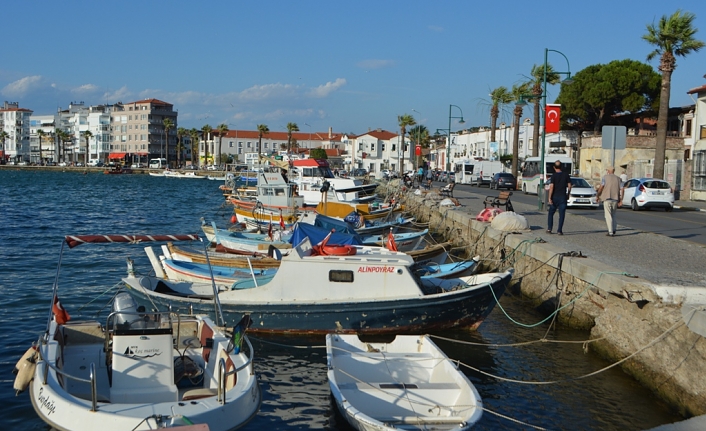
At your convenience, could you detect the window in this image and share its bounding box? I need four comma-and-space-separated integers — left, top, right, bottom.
392, 144, 396, 152
371, 143, 375, 151
686, 120, 692, 136
694, 150, 706, 190
329, 270, 354, 283
381, 144, 385, 151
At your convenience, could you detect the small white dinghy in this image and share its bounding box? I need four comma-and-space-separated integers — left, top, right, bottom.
326, 334, 483, 431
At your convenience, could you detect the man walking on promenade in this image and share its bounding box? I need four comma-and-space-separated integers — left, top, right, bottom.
596, 167, 623, 236
547, 160, 571, 235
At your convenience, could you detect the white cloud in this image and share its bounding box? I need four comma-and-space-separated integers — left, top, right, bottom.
72, 84, 98, 94
2, 75, 44, 97
307, 78, 346, 98
103, 86, 131, 103
356, 60, 395, 70
238, 83, 299, 101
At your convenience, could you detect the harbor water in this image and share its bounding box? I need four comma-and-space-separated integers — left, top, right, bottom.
0, 169, 682, 430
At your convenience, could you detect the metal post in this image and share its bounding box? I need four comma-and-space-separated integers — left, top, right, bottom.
539, 48, 548, 211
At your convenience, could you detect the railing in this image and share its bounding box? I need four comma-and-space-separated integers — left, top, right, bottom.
218, 335, 255, 405
40, 347, 99, 412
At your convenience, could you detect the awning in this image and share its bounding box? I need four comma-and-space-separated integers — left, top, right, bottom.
134, 152, 149, 156
108, 153, 127, 159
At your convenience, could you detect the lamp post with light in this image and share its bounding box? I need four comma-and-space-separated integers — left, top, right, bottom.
446, 105, 465, 183
518, 49, 572, 210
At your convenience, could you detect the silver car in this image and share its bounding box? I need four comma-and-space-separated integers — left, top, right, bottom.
621, 178, 674, 211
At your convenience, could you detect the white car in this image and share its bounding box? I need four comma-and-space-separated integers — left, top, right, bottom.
58, 162, 68, 167
621, 178, 674, 211
567, 177, 599, 208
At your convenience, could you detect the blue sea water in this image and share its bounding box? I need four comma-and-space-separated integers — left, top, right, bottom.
0, 170, 681, 430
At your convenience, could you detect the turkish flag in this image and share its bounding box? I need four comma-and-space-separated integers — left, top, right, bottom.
415, 145, 421, 156
279, 211, 285, 229
545, 104, 561, 133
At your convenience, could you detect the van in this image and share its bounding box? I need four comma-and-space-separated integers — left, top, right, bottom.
149, 158, 167, 169
471, 161, 503, 187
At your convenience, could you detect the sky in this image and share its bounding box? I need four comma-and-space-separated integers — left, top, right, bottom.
2, 1, 705, 136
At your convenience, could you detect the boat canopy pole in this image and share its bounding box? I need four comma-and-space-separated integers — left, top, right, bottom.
201, 238, 225, 327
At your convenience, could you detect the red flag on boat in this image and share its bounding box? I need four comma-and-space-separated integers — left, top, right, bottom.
279, 210, 285, 229
386, 230, 398, 251
52, 296, 71, 325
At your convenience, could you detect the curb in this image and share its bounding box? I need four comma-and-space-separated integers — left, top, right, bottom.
674, 205, 706, 212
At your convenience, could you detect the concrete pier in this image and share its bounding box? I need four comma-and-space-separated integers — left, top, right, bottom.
388, 183, 706, 420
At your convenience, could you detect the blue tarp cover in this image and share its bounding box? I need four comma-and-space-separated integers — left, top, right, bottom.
313, 213, 360, 236
289, 222, 362, 246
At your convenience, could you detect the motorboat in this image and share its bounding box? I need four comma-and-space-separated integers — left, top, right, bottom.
289, 158, 378, 206
327, 334, 483, 430
15, 234, 261, 431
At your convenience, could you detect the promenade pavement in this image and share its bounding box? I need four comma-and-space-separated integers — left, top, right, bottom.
430, 183, 706, 288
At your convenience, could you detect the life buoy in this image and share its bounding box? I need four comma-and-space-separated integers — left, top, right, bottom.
311, 230, 357, 256
13, 345, 38, 395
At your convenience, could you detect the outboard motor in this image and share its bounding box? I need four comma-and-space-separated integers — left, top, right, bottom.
112, 292, 147, 328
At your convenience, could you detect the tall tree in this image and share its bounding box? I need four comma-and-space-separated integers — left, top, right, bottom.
176, 127, 187, 167
556, 60, 661, 133
257, 124, 270, 163
57, 130, 70, 164
398, 114, 416, 177
216, 123, 228, 167
511, 82, 532, 177
37, 129, 46, 164
163, 118, 174, 167
286, 122, 299, 154
643, 9, 704, 179
189, 128, 199, 165
489, 86, 514, 143
529, 64, 560, 157
82, 130, 93, 164
201, 124, 213, 166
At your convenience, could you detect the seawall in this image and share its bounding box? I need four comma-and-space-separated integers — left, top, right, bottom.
393, 187, 706, 418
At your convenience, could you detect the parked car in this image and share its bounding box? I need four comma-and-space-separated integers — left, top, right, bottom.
353, 168, 368, 177
567, 177, 599, 208
490, 173, 517, 190
130, 163, 146, 168
58, 162, 68, 167
621, 178, 674, 211
87, 160, 104, 167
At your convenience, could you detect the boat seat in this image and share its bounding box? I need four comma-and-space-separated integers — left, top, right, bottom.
338, 382, 460, 391
182, 388, 218, 401
375, 416, 465, 425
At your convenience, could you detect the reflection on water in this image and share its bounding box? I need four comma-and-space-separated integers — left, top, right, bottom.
0, 170, 681, 430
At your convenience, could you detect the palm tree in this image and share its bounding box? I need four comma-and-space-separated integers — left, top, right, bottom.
511, 82, 532, 177
82, 130, 93, 165
529, 64, 560, 157
0, 131, 8, 164
37, 129, 46, 164
216, 123, 228, 167
201, 124, 213, 166
163, 118, 174, 168
643, 9, 705, 179
489, 86, 514, 144
189, 128, 199, 166
286, 122, 299, 154
256, 124, 269, 163
176, 127, 187, 167
397, 114, 416, 178
57, 130, 70, 164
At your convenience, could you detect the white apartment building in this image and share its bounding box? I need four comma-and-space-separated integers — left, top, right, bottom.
348, 129, 412, 174
0, 101, 32, 164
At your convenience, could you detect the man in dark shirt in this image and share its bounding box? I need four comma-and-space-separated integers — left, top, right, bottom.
546, 161, 571, 235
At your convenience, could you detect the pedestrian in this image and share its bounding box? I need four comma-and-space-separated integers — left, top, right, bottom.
596, 167, 623, 236
547, 160, 571, 235
620, 170, 628, 184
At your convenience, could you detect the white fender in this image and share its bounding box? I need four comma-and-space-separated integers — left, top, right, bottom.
13, 345, 38, 395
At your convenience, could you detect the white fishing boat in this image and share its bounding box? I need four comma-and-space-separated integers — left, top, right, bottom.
15, 234, 261, 431
289, 158, 378, 206
125, 237, 513, 334
326, 334, 483, 431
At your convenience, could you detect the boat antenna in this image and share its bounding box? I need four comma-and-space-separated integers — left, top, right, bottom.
200, 237, 225, 326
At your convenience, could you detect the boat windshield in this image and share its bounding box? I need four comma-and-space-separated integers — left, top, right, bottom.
302, 166, 335, 179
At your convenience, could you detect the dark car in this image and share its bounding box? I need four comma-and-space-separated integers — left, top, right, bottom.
490, 173, 517, 190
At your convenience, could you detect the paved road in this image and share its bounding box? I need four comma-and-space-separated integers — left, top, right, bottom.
423, 181, 706, 287
453, 182, 706, 246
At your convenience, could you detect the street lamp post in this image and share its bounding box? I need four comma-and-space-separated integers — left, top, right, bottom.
538, 48, 572, 210
304, 123, 311, 149
446, 104, 465, 183
412, 109, 422, 173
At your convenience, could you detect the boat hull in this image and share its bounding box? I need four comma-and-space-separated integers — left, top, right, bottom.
124, 271, 510, 335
